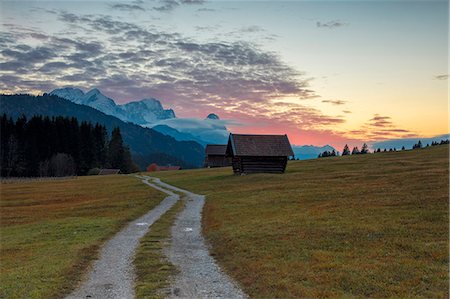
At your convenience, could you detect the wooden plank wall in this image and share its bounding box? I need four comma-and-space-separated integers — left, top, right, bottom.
232, 156, 287, 174
206, 155, 231, 167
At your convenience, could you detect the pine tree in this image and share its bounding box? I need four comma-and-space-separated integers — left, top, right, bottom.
93, 123, 108, 168
361, 143, 369, 154
342, 144, 350, 156
79, 121, 95, 174
351, 147, 360, 155
108, 127, 126, 171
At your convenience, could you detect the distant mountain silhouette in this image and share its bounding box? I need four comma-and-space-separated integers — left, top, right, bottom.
371, 134, 450, 150
292, 145, 336, 160
0, 94, 204, 169
152, 124, 207, 146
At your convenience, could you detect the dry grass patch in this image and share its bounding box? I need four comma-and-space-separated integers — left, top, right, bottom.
0, 175, 165, 299
150, 145, 449, 298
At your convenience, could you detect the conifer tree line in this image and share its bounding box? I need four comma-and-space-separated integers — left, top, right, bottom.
0, 114, 139, 177
374, 139, 449, 153
319, 139, 449, 158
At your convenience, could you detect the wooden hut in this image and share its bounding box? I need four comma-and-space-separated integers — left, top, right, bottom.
147, 163, 181, 172
226, 134, 294, 174
98, 169, 121, 175
204, 144, 231, 168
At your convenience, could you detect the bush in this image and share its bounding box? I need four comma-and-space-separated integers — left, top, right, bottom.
87, 168, 101, 176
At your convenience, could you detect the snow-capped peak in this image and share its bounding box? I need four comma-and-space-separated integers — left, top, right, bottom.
49, 87, 176, 125
85, 88, 101, 96
119, 98, 176, 124
50, 87, 85, 103
206, 113, 220, 120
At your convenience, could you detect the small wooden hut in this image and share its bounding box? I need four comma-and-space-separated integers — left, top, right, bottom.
204, 144, 231, 168
226, 134, 294, 174
147, 163, 181, 172
98, 169, 121, 175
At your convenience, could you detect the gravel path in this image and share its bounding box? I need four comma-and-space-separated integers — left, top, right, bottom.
66, 176, 179, 299
144, 176, 247, 299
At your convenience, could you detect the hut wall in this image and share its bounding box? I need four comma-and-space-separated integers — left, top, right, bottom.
231, 157, 242, 174
232, 156, 288, 174
206, 155, 231, 167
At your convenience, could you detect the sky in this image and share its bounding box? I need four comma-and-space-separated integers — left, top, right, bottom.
0, 0, 448, 148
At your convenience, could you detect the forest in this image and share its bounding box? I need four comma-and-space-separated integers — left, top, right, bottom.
0, 114, 138, 177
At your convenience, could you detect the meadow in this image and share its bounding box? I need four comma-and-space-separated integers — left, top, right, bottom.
0, 175, 165, 299
151, 145, 449, 298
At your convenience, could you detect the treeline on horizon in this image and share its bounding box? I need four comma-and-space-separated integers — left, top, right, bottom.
317, 140, 450, 158
0, 114, 139, 177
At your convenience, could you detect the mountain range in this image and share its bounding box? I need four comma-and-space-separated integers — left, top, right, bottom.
50, 88, 175, 125
50, 87, 230, 146
2, 87, 343, 164
291, 145, 336, 160
371, 134, 450, 150
0, 94, 204, 169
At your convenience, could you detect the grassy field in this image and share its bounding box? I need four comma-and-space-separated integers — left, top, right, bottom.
0, 175, 165, 299
150, 145, 449, 298
134, 199, 185, 299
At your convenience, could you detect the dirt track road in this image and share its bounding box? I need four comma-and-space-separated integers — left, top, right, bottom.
67, 175, 245, 299
146, 176, 246, 299
66, 177, 178, 299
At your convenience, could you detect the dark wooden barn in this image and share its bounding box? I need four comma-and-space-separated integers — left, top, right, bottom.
98, 169, 121, 175
204, 144, 231, 168
226, 134, 294, 174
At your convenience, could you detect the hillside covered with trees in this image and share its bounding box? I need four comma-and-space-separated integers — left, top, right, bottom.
0, 94, 205, 169
0, 114, 137, 177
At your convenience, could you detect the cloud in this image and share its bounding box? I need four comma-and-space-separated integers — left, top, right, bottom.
434, 74, 448, 80
1, 12, 348, 137
153, 0, 204, 12
322, 99, 347, 105
180, 0, 205, 4
316, 20, 348, 29
346, 114, 415, 141
110, 3, 145, 11
240, 25, 265, 33
147, 118, 232, 144
342, 110, 351, 114
197, 8, 215, 12
195, 25, 220, 32
153, 0, 179, 11
368, 114, 392, 127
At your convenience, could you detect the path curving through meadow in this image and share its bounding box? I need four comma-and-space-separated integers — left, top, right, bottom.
144, 176, 247, 299
66, 176, 179, 299
66, 175, 245, 299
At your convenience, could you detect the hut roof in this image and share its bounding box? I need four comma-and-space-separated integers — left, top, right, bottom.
205, 144, 227, 155
158, 166, 181, 171
98, 169, 121, 175
227, 133, 294, 157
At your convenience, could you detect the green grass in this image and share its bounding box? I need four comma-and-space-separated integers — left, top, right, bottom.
134, 199, 185, 299
0, 175, 166, 299
149, 145, 449, 298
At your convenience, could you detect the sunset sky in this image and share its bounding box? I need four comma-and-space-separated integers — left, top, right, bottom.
0, 0, 448, 148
